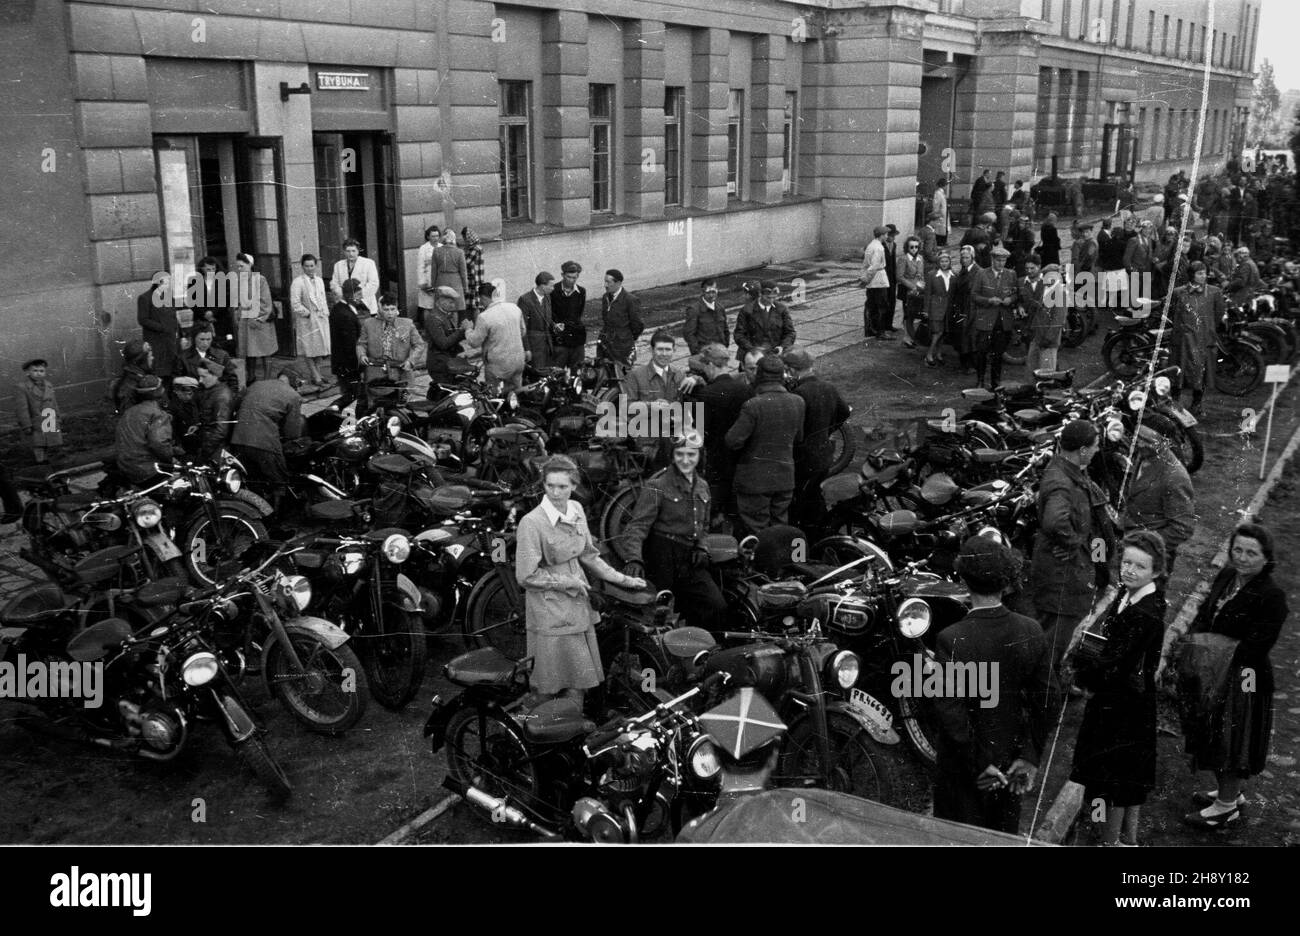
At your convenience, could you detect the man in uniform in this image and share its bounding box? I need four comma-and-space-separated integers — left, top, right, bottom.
619, 430, 726, 632
970, 245, 1018, 389
1120, 425, 1196, 576
168, 376, 201, 455
230, 367, 305, 511
733, 280, 796, 363
115, 376, 182, 485
785, 349, 851, 532
725, 354, 805, 533
1169, 261, 1225, 418
356, 292, 425, 403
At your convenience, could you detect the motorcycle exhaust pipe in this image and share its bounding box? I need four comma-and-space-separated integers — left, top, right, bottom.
441, 775, 562, 841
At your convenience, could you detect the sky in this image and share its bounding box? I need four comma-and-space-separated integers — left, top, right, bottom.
1257, 0, 1300, 91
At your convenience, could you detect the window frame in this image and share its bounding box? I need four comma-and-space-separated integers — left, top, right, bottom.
498, 80, 533, 222
726, 89, 744, 198
782, 90, 798, 195
589, 83, 614, 213
663, 86, 685, 207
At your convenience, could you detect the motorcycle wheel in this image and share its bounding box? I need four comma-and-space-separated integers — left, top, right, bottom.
264, 634, 369, 735
463, 570, 527, 660
1215, 340, 1265, 397
827, 423, 857, 476
1061, 307, 1087, 348
444, 706, 540, 804
183, 510, 268, 587
1244, 323, 1289, 365
1163, 420, 1204, 474
598, 483, 643, 563
360, 603, 429, 711
1102, 332, 1150, 379
775, 711, 898, 805
233, 736, 293, 801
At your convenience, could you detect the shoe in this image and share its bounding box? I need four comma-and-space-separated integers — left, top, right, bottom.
1190, 790, 1246, 809
902, 338, 917, 349
924, 358, 941, 368
1182, 802, 1242, 829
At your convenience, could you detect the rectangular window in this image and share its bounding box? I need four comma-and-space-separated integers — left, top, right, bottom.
1061, 0, 1072, 38
1175, 19, 1182, 58
1126, 0, 1135, 48
1164, 107, 1174, 159
1199, 26, 1206, 62
1110, 0, 1121, 43
663, 87, 684, 207
1161, 15, 1169, 56
782, 91, 797, 195
1149, 109, 1160, 161
726, 89, 743, 197
589, 84, 613, 213
1079, 0, 1089, 39
498, 81, 531, 221
1044, 0, 1052, 22
1147, 11, 1155, 52
1231, 36, 1237, 69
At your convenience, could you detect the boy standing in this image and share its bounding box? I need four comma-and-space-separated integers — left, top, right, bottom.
14, 359, 62, 464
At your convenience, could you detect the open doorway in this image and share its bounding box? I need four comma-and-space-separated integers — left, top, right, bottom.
313, 132, 400, 305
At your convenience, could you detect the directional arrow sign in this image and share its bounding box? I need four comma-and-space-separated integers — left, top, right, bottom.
685, 216, 694, 268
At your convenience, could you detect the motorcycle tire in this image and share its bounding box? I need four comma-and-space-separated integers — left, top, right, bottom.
233, 736, 293, 802
598, 483, 643, 564
1061, 307, 1088, 348
1102, 332, 1151, 379
360, 602, 429, 711
826, 423, 857, 476
1269, 318, 1299, 361
775, 711, 899, 806
444, 706, 541, 805
182, 509, 268, 587
264, 634, 369, 735
1215, 340, 1265, 397
1145, 410, 1204, 474
463, 569, 527, 660
962, 418, 1005, 451
1244, 322, 1289, 366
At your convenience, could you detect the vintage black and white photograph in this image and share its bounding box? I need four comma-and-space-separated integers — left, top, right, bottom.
0, 0, 1295, 874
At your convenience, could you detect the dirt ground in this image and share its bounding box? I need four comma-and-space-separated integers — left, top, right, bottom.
2, 286, 1298, 845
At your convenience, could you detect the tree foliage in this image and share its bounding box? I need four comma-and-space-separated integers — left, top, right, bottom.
1250, 59, 1286, 147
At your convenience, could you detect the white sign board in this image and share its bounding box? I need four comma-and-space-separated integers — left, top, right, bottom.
1265, 365, 1291, 384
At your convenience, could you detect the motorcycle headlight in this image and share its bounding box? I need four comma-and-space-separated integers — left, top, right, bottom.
1127, 389, 1147, 411
897, 597, 932, 639
1105, 418, 1125, 443
387, 416, 401, 438
1153, 376, 1171, 397
280, 574, 312, 613
341, 551, 366, 575
223, 467, 243, 493
382, 533, 411, 564
507, 391, 519, 410
829, 650, 861, 690
181, 651, 220, 687
451, 392, 473, 408
687, 735, 722, 779
133, 501, 163, 529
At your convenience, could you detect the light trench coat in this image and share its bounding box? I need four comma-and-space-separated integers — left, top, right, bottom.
291, 274, 331, 358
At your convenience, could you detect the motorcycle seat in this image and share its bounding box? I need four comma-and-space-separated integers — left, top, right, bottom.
73, 545, 141, 585
443, 647, 522, 688
971, 448, 1010, 464
52, 493, 100, 512
306, 499, 362, 522
661, 626, 717, 660
369, 453, 417, 475
1114, 315, 1148, 326
134, 577, 187, 608
961, 388, 997, 404
1012, 409, 1053, 428
994, 381, 1030, 397
65, 617, 134, 664
362, 526, 409, 544
518, 699, 595, 744
1033, 369, 1072, 383
782, 561, 844, 582
602, 582, 657, 606
424, 484, 475, 515
3, 595, 79, 625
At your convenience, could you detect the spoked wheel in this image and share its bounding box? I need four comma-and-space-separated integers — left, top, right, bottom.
464, 570, 527, 660
1061, 307, 1088, 348
183, 511, 268, 586
444, 707, 541, 805
1102, 332, 1150, 379
775, 712, 898, 805
1244, 323, 1289, 365
233, 736, 293, 801
359, 603, 429, 711
827, 423, 858, 476
598, 483, 643, 563
264, 635, 368, 735
1215, 340, 1265, 397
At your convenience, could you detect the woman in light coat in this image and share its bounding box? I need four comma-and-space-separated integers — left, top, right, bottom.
329, 238, 380, 315
234, 252, 278, 384
430, 230, 468, 314
290, 253, 331, 386
515, 455, 646, 707
415, 224, 441, 333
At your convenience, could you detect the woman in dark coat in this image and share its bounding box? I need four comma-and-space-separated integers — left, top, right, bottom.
1179, 522, 1288, 829
1038, 213, 1061, 267
1069, 531, 1168, 846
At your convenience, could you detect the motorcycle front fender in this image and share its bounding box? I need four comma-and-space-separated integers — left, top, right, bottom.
393, 574, 423, 612
828, 697, 901, 746
232, 488, 274, 518
211, 687, 258, 743
280, 616, 351, 650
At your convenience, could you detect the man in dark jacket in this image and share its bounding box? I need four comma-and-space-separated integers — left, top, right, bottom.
328, 278, 365, 411
933, 536, 1060, 833
961, 212, 998, 271
425, 286, 472, 386
734, 280, 796, 363
175, 323, 239, 392
192, 361, 235, 465
725, 355, 805, 533
619, 430, 727, 631
970, 246, 1019, 389
598, 269, 644, 366
683, 279, 730, 354
949, 245, 980, 373
230, 368, 305, 509
115, 376, 182, 485
785, 350, 850, 532
550, 260, 588, 372
1119, 426, 1196, 575
138, 276, 184, 385
518, 271, 556, 369
1028, 419, 1114, 672
685, 343, 751, 529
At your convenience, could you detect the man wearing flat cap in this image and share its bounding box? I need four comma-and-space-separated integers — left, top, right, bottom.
734, 279, 795, 363
725, 354, 804, 533
426, 284, 474, 386
970, 245, 1019, 389
1029, 419, 1116, 674
1119, 425, 1195, 576
785, 349, 851, 531
933, 536, 1060, 833
683, 343, 751, 530
116, 375, 183, 485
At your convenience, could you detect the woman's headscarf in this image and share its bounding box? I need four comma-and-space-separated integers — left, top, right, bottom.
461, 227, 481, 249
122, 338, 150, 370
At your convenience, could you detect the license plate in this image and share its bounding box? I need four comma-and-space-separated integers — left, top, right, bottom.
1170, 406, 1197, 428
849, 688, 893, 728
145, 532, 182, 562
